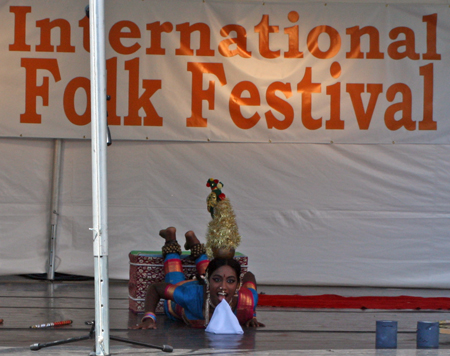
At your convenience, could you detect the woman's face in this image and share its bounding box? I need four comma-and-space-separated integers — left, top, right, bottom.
208, 265, 238, 307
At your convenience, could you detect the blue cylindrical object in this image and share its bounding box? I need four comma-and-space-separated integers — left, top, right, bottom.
417, 321, 439, 349
376, 320, 398, 349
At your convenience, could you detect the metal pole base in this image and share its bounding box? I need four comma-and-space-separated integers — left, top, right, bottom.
30, 321, 95, 352
29, 320, 173, 353
110, 335, 173, 352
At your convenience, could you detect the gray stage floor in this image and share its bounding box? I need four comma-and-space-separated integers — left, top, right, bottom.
1, 275, 450, 355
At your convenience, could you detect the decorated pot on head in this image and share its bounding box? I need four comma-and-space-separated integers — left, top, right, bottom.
205, 178, 241, 260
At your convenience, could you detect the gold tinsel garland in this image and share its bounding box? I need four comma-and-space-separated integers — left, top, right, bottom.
205, 198, 241, 259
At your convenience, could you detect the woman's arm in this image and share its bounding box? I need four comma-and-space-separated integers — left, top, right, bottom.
130, 282, 168, 329
242, 272, 265, 328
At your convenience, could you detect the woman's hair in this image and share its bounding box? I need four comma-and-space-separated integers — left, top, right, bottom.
205, 258, 241, 282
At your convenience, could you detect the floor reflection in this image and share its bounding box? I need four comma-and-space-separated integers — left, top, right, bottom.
206, 330, 256, 350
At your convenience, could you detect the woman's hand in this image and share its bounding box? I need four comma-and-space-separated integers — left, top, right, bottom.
129, 282, 167, 331
245, 317, 265, 328
129, 318, 157, 330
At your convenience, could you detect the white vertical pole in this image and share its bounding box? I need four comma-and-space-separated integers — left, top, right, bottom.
89, 0, 110, 355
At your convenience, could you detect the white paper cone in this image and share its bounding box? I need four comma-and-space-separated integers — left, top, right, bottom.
205, 299, 244, 334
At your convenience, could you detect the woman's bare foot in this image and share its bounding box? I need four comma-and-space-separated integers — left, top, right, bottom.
159, 227, 177, 243
184, 230, 201, 250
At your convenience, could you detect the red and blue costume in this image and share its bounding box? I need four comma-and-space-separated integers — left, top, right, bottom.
162, 252, 258, 328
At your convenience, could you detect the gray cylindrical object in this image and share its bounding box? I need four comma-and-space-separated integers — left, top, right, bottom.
417, 321, 439, 349
376, 320, 398, 349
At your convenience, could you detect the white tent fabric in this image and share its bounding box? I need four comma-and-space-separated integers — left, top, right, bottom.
0, 139, 53, 275
2, 137, 450, 287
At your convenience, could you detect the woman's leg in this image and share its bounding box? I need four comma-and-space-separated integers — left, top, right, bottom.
185, 230, 209, 275
160, 227, 185, 320
160, 227, 184, 285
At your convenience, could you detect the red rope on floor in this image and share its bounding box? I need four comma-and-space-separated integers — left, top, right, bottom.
258, 294, 450, 310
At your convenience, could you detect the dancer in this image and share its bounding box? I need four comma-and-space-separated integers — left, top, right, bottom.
133, 179, 264, 330
132, 227, 264, 329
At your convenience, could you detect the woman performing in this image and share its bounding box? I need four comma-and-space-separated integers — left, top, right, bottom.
133, 179, 264, 330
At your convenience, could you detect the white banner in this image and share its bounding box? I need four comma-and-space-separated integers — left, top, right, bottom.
0, 0, 449, 143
